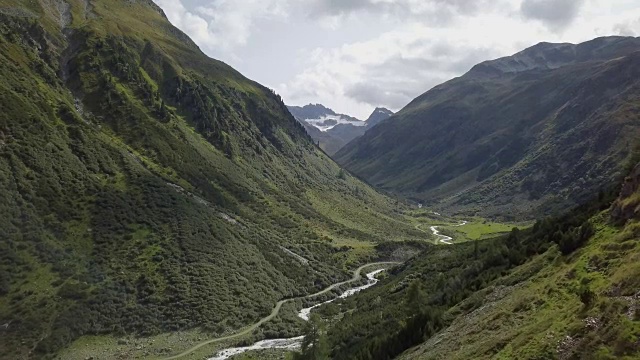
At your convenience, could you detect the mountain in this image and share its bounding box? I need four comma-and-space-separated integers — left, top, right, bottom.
0, 1, 423, 358
365, 107, 395, 128
611, 158, 640, 222
288, 103, 362, 128
317, 162, 640, 360
288, 104, 393, 155
335, 36, 640, 219
287, 103, 336, 120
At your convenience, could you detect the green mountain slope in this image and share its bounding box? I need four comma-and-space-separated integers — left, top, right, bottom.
335, 37, 640, 219
312, 164, 640, 360
0, 1, 424, 358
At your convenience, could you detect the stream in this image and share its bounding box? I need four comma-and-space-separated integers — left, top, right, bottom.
208, 269, 386, 360
430, 220, 468, 245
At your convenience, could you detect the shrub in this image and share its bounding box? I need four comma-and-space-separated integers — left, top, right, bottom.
579, 285, 596, 307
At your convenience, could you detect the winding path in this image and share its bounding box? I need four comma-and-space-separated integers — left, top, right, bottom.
163, 262, 399, 360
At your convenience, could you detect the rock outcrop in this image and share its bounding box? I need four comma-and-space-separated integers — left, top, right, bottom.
611, 162, 640, 222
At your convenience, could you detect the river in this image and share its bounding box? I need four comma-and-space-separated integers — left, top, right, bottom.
430, 220, 468, 245
208, 269, 387, 360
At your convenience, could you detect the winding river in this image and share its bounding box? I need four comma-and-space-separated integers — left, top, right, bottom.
209, 269, 387, 360
163, 262, 397, 360
208, 336, 304, 360
297, 269, 385, 321
429, 220, 468, 245
167, 217, 467, 360
205, 220, 469, 358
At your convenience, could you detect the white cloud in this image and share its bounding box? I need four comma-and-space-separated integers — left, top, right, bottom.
156, 0, 288, 52
613, 17, 640, 36
520, 0, 585, 32
156, 0, 640, 118
278, 15, 541, 116
307, 0, 502, 22
155, 0, 208, 46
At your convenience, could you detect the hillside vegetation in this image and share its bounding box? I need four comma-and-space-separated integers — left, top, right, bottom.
0, 1, 423, 358
310, 164, 640, 360
336, 37, 640, 219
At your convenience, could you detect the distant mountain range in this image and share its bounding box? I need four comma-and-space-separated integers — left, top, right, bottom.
288, 104, 393, 155
336, 36, 640, 219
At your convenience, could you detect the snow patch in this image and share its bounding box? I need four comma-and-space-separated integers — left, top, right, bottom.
304, 115, 365, 132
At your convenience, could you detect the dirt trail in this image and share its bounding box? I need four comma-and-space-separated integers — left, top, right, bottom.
162, 262, 400, 360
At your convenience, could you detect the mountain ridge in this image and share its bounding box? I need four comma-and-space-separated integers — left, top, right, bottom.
336, 36, 640, 219
467, 36, 638, 77
288, 103, 393, 155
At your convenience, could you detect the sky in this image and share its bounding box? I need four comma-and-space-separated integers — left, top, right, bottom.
155, 0, 640, 119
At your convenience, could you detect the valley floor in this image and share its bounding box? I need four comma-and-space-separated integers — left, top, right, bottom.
57, 263, 397, 360
55, 210, 524, 360
407, 210, 526, 245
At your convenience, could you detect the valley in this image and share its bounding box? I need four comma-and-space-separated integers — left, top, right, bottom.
1, 1, 639, 360
56, 209, 482, 360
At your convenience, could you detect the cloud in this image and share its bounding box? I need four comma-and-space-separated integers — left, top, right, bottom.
613, 17, 640, 35
307, 0, 503, 25
520, 0, 585, 32
309, 0, 491, 17
156, 0, 640, 118
345, 82, 420, 110
309, 0, 373, 17
155, 0, 212, 47
155, 0, 288, 52
343, 48, 495, 109
279, 21, 509, 116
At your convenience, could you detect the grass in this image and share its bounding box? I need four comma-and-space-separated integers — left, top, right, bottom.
398, 213, 640, 360
441, 219, 527, 242
406, 209, 526, 244
56, 329, 251, 360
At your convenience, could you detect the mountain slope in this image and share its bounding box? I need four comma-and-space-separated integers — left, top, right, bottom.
315, 163, 639, 360
396, 167, 640, 360
0, 1, 422, 358
335, 36, 640, 219
289, 104, 393, 155
365, 107, 395, 128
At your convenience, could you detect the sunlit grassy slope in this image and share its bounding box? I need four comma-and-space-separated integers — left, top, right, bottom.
399, 214, 640, 360
313, 172, 640, 360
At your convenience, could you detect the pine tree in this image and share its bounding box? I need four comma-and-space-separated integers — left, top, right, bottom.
296, 314, 330, 360
405, 280, 426, 316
